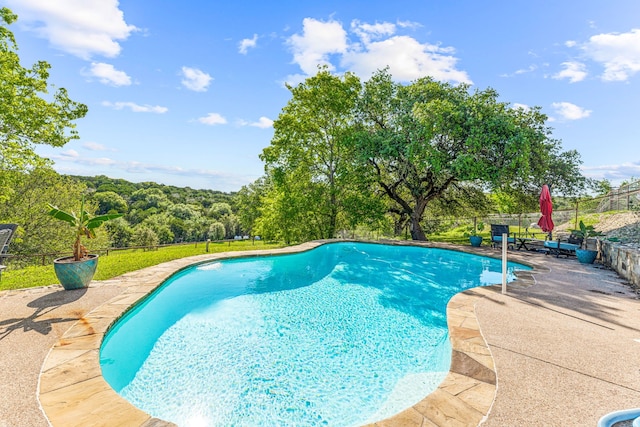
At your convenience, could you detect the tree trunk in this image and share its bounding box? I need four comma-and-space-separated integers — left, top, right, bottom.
408, 197, 430, 241
409, 214, 427, 241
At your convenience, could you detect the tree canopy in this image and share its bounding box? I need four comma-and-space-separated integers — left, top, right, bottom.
252, 68, 587, 241
0, 7, 87, 175
351, 69, 586, 239
259, 69, 365, 241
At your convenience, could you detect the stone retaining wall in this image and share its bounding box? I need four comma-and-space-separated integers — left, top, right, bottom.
600, 240, 640, 287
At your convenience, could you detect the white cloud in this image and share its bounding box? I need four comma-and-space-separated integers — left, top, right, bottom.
581, 162, 640, 185
102, 101, 168, 114
60, 149, 79, 158
582, 29, 640, 81
87, 157, 118, 166
286, 18, 470, 84
86, 62, 131, 86
56, 156, 242, 182
180, 67, 213, 92
565, 40, 577, 48
550, 102, 591, 121
351, 20, 396, 44
83, 142, 115, 151
511, 103, 531, 111
198, 113, 227, 125
251, 117, 274, 128
552, 61, 587, 83
281, 74, 308, 88
397, 20, 421, 30
50, 153, 253, 191
239, 34, 258, 54
51, 153, 116, 166
514, 65, 537, 75
342, 35, 471, 83
6, 0, 137, 59
244, 117, 273, 129
287, 18, 349, 75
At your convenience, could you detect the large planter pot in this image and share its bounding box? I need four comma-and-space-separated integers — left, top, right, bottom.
469, 235, 483, 247
576, 248, 598, 264
53, 255, 98, 290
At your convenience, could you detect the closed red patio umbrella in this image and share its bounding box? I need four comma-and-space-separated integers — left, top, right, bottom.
537, 184, 554, 238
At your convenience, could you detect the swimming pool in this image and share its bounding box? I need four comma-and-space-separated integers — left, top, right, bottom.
100, 242, 529, 426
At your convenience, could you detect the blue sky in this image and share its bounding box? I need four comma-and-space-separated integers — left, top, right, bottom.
6, 0, 640, 192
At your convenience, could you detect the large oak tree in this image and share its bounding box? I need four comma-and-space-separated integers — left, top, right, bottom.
351, 70, 585, 240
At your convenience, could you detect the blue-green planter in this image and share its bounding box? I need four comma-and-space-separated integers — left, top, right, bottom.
576, 248, 598, 264
469, 236, 483, 247
53, 255, 98, 290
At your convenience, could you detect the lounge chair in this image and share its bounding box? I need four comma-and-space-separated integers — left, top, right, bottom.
490, 224, 516, 249
544, 234, 581, 258
0, 224, 17, 281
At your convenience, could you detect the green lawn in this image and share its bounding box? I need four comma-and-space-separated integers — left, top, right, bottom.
0, 240, 285, 291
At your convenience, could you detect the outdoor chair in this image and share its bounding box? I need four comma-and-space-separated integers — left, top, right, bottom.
490, 224, 516, 249
0, 224, 18, 281
543, 234, 581, 258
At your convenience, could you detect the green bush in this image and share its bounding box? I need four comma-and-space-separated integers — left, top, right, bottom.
131, 226, 159, 249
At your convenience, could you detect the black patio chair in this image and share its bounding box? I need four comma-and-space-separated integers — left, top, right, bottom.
490, 224, 516, 249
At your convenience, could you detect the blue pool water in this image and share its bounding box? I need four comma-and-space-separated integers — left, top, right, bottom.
100, 242, 530, 427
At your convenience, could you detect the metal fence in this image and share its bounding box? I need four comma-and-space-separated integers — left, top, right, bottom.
593, 180, 640, 213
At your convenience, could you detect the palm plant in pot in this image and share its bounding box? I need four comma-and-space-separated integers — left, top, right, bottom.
48, 195, 122, 290
570, 220, 604, 264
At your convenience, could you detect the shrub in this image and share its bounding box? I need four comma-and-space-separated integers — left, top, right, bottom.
132, 226, 159, 250
208, 222, 225, 241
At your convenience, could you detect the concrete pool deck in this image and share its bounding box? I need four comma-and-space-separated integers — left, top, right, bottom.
0, 241, 639, 426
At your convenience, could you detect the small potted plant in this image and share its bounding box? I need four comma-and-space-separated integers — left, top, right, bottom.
467, 220, 485, 247
48, 195, 122, 290
570, 220, 604, 264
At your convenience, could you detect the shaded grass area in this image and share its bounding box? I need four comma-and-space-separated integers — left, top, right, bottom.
0, 241, 284, 291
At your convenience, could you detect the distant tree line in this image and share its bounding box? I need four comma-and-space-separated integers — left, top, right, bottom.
75, 175, 242, 248
0, 172, 243, 259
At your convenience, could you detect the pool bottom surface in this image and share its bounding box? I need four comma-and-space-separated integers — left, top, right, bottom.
120, 272, 450, 427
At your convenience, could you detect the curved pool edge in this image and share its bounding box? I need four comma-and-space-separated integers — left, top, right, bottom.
38, 240, 542, 427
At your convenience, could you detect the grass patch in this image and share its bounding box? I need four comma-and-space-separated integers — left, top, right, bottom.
0, 240, 284, 291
